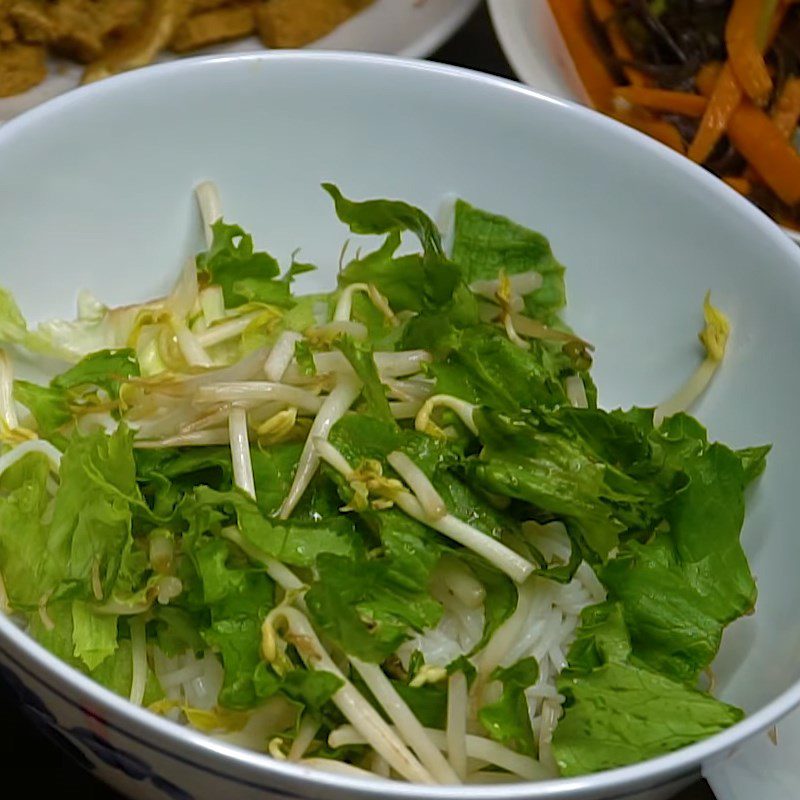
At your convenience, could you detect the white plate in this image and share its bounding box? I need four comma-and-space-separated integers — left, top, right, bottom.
0, 0, 480, 122
487, 0, 800, 247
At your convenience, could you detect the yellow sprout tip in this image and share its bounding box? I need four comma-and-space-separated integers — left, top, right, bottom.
698, 292, 730, 362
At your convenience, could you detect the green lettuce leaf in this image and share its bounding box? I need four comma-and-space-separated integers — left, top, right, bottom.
478, 657, 539, 755
451, 199, 566, 323
71, 599, 118, 670
254, 663, 343, 714
197, 221, 291, 309
52, 348, 140, 398
335, 336, 394, 425
554, 604, 743, 776
306, 552, 442, 663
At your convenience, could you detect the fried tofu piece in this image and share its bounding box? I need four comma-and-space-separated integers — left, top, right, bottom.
256, 0, 372, 48
10, 0, 147, 62
0, 2, 17, 44
82, 0, 190, 83
0, 41, 46, 96
171, 3, 256, 53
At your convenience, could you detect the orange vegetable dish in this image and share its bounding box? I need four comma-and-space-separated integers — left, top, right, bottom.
0, 0, 373, 98
548, 0, 800, 232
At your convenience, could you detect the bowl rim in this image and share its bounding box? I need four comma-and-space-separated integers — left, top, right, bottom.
1, 49, 799, 799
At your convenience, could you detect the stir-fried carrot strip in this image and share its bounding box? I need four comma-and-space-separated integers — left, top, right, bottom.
589, 0, 649, 87
725, 0, 778, 106
689, 2, 787, 164
723, 177, 752, 195
613, 110, 686, 153
696, 62, 724, 97
687, 66, 743, 163
615, 86, 708, 117
771, 78, 800, 139
728, 103, 800, 206
548, 0, 617, 111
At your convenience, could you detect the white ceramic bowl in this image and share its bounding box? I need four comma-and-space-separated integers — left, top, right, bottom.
0, 52, 799, 800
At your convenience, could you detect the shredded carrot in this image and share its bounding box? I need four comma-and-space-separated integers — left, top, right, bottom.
728, 103, 800, 206
687, 66, 743, 164
615, 86, 708, 117
696, 62, 724, 97
725, 0, 778, 106
613, 110, 686, 153
771, 78, 800, 139
589, 0, 649, 87
548, 0, 617, 111
723, 177, 753, 195
689, 2, 787, 164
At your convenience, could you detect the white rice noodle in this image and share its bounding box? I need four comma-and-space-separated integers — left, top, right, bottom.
537, 699, 561, 775
0, 350, 18, 429
654, 358, 718, 426
228, 407, 255, 500
278, 375, 361, 519
307, 319, 368, 342
437, 558, 486, 609
394, 492, 533, 584
195, 181, 222, 248
565, 374, 588, 409
521, 520, 571, 566
350, 657, 460, 784
415, 395, 478, 436
200, 286, 225, 326
469, 272, 543, 301
264, 331, 303, 382
0, 438, 62, 478
387, 451, 446, 520
288, 715, 320, 762
475, 578, 539, 685
135, 430, 230, 448
129, 618, 148, 707
266, 607, 434, 784
446, 671, 468, 780
576, 561, 607, 604
328, 725, 550, 782
195, 382, 322, 415
196, 311, 265, 349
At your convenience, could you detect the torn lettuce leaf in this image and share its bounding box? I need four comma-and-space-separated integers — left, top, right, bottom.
554, 603, 744, 776
478, 657, 539, 755
451, 199, 566, 323
196, 220, 291, 309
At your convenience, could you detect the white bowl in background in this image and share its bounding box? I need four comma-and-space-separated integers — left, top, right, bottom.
487, 0, 800, 248
0, 52, 800, 800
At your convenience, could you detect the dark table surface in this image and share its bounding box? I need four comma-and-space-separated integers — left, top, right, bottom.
0, 3, 717, 799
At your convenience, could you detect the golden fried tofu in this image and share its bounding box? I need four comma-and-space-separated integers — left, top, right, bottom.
11, 0, 147, 62
82, 0, 190, 83
0, 41, 46, 96
171, 3, 257, 53
257, 0, 373, 48
0, 2, 17, 43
